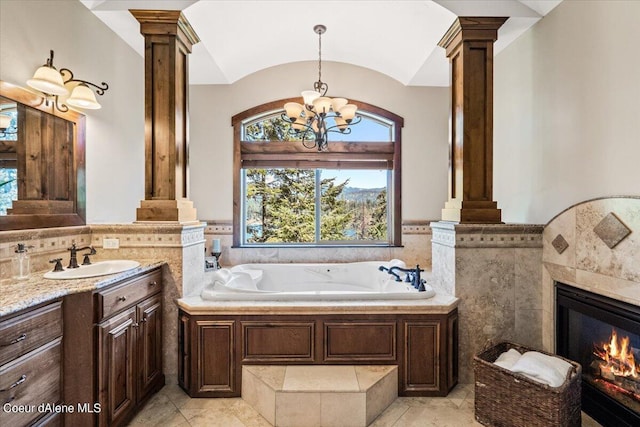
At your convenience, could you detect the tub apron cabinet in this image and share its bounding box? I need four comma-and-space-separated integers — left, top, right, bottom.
63, 267, 164, 427
178, 308, 458, 397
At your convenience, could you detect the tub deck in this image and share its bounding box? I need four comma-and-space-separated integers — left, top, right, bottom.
178, 293, 458, 315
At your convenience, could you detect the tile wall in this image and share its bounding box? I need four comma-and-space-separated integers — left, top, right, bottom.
541, 196, 640, 350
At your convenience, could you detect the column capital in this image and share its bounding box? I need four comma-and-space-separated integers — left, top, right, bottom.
130, 9, 200, 52
438, 17, 508, 56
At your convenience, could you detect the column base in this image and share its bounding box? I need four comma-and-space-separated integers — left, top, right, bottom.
442, 200, 502, 223
136, 199, 198, 223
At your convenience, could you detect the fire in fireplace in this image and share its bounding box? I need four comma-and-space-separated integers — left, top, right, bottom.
556, 283, 640, 427
590, 329, 640, 413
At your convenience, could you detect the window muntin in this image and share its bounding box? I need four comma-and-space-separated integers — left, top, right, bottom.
232, 98, 403, 247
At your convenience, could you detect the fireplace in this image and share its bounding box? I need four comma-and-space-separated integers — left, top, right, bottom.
556, 282, 640, 427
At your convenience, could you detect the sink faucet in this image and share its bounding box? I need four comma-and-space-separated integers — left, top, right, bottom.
382, 265, 427, 291
67, 242, 95, 269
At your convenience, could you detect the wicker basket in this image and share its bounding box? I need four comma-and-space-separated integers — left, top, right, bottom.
474, 341, 582, 427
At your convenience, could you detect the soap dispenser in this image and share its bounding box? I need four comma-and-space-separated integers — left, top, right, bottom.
12, 243, 32, 280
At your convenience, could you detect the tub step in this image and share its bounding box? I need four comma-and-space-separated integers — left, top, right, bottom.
242, 365, 397, 427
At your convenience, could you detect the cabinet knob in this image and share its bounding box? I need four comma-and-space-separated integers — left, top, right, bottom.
117, 296, 127, 302
149, 281, 157, 287
141, 317, 148, 323
132, 322, 139, 328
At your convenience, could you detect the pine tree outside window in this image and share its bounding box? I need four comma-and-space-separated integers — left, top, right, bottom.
232, 99, 403, 247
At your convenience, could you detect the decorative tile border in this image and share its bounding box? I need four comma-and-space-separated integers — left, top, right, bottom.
430, 222, 543, 248
202, 220, 435, 236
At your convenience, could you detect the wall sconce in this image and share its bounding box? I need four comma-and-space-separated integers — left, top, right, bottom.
27, 50, 109, 112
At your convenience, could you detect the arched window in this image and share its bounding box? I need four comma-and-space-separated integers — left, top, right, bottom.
231, 98, 403, 246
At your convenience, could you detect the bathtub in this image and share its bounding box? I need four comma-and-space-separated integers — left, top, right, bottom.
200, 260, 436, 301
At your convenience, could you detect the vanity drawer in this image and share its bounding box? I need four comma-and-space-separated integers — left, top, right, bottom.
96, 270, 161, 321
0, 301, 62, 366
0, 337, 61, 427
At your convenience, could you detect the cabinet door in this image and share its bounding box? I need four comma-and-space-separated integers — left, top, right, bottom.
193, 320, 236, 396
137, 295, 163, 402
97, 306, 137, 427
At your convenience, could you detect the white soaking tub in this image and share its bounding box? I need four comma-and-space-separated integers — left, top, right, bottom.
200, 259, 435, 301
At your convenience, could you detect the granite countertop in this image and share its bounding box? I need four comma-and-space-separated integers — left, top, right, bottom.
178, 292, 459, 315
0, 260, 165, 317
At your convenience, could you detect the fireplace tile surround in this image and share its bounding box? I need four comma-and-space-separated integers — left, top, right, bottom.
542, 197, 640, 350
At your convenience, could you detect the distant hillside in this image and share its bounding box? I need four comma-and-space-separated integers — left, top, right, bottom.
339, 187, 384, 202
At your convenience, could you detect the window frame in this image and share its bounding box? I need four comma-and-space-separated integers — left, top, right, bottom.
231, 98, 404, 247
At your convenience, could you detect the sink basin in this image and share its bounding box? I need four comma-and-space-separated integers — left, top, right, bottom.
43, 260, 141, 280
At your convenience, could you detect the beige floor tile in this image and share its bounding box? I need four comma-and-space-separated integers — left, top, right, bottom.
128, 392, 185, 427
369, 399, 410, 427
178, 396, 241, 410
180, 408, 246, 427
160, 384, 191, 409
393, 405, 482, 427
228, 399, 273, 427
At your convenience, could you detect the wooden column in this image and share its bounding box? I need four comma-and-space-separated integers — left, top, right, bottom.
131, 10, 199, 223
438, 17, 507, 223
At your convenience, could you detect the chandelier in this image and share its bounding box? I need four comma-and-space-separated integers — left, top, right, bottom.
281, 25, 361, 151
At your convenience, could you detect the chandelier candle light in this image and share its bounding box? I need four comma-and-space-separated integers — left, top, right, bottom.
27, 50, 109, 112
282, 25, 361, 151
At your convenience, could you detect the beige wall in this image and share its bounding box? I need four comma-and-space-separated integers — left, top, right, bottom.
189, 61, 450, 222
0, 0, 145, 224
494, 0, 640, 224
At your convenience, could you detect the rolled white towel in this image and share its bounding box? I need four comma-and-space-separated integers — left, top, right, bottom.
510, 351, 572, 388
388, 259, 406, 269
225, 271, 258, 290
211, 268, 233, 286
493, 348, 522, 370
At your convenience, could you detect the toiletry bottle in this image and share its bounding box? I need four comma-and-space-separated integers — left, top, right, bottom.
12, 243, 32, 280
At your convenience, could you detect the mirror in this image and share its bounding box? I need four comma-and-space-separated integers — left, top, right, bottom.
0, 81, 85, 231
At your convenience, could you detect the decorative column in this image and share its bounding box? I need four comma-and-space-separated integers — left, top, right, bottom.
438, 17, 507, 223
131, 10, 199, 223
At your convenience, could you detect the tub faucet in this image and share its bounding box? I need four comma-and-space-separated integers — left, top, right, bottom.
378, 265, 401, 282
388, 265, 426, 291
67, 242, 95, 269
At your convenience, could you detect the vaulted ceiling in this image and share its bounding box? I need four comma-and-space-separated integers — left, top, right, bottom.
80, 0, 562, 86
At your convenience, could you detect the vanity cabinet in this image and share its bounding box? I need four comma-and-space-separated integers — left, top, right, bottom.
0, 300, 63, 427
64, 267, 164, 427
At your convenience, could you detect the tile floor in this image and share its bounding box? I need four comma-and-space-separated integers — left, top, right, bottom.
128, 383, 602, 427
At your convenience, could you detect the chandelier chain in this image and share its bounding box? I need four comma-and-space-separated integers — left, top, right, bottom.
317, 27, 322, 86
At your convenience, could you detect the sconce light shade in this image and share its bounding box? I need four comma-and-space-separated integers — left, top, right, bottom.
0, 114, 11, 130
27, 65, 68, 96
66, 83, 101, 109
